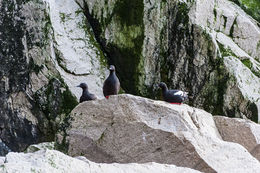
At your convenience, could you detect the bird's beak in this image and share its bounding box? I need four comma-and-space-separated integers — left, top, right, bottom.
76, 85, 80, 87
109, 67, 113, 70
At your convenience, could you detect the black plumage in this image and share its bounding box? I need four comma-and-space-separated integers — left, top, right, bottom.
159, 82, 188, 104
103, 65, 120, 98
77, 83, 97, 103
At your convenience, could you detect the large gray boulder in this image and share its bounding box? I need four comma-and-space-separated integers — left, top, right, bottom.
0, 149, 200, 173
214, 116, 260, 161
57, 94, 260, 173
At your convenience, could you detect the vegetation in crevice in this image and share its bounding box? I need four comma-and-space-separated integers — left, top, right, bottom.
28, 59, 44, 75
33, 77, 78, 145
229, 0, 260, 23
218, 43, 237, 58
201, 57, 230, 116
241, 59, 260, 78
54, 112, 75, 154
223, 15, 227, 29
247, 101, 258, 122
229, 17, 237, 38
213, 8, 217, 21
242, 59, 253, 69
217, 42, 260, 78
83, 0, 145, 95
160, 1, 191, 88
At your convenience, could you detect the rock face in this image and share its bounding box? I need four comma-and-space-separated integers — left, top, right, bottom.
80, 0, 260, 121
0, 0, 106, 155
214, 116, 260, 161
58, 94, 260, 173
0, 0, 260, 162
0, 149, 200, 173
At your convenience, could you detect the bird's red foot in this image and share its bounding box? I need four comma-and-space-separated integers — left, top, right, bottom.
170, 103, 181, 105
105, 96, 109, 99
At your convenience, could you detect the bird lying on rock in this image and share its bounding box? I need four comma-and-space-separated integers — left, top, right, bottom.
103, 65, 120, 99
77, 83, 97, 103
159, 82, 188, 104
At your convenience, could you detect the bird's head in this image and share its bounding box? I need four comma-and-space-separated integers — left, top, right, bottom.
109, 65, 115, 72
159, 82, 168, 91
77, 83, 88, 90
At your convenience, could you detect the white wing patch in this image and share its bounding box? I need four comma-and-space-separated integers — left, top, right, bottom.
174, 91, 188, 97
174, 91, 183, 96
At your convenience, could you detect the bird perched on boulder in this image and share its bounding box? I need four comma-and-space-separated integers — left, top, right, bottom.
159, 82, 188, 104
103, 65, 120, 99
77, 83, 97, 103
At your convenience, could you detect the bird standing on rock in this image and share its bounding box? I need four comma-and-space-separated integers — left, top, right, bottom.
77, 83, 97, 103
103, 65, 120, 99
159, 82, 188, 104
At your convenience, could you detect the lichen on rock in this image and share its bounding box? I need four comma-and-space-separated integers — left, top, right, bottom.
81, 0, 260, 122
0, 0, 105, 155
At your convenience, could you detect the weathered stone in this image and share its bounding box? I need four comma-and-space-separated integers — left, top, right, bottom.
81, 0, 260, 122
0, 140, 10, 157
0, 149, 201, 173
0, 0, 107, 154
45, 0, 107, 99
222, 56, 260, 121
229, 0, 260, 23
24, 142, 54, 153
60, 94, 260, 172
214, 116, 260, 161
0, 157, 4, 166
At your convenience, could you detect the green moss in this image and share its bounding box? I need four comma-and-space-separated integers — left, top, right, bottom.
201, 56, 230, 116
257, 41, 260, 50
61, 87, 78, 116
34, 76, 78, 145
54, 113, 74, 153
241, 59, 253, 69
84, 0, 147, 95
41, 9, 52, 47
30, 168, 37, 173
113, 0, 144, 27
76, 9, 107, 69
218, 42, 237, 57
230, 0, 260, 23
48, 157, 57, 168
75, 9, 83, 16
218, 43, 260, 77
159, 2, 190, 86
213, 8, 217, 20
29, 59, 44, 74
101, 0, 145, 95
59, 13, 66, 23
241, 59, 260, 77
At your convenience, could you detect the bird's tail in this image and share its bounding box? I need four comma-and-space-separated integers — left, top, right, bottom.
183, 92, 188, 99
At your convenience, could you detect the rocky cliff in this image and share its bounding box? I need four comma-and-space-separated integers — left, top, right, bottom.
79, 0, 260, 121
0, 0, 106, 155
2, 94, 260, 172
0, 0, 260, 167
56, 94, 260, 173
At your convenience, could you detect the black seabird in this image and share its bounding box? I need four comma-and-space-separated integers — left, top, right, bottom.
77, 83, 97, 103
159, 82, 188, 104
103, 65, 120, 99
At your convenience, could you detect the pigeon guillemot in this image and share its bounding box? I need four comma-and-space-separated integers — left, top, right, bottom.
103, 65, 120, 99
77, 83, 97, 103
159, 82, 188, 104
